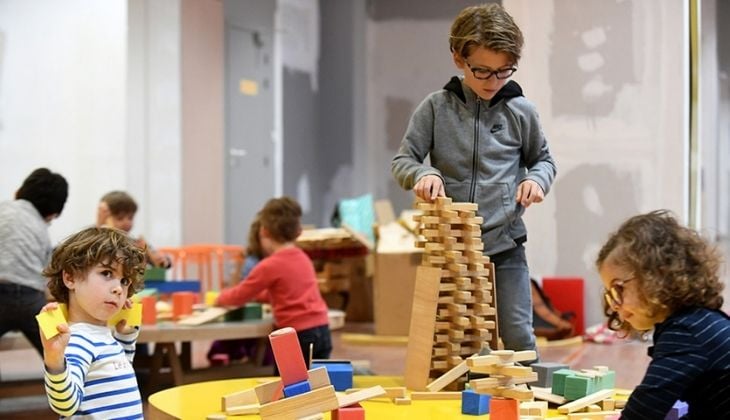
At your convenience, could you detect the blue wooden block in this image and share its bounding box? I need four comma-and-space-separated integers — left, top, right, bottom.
462, 389, 490, 415
283, 379, 311, 398
143, 280, 201, 293
664, 400, 688, 420
311, 360, 353, 391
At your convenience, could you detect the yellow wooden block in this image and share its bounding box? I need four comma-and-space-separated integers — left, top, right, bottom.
205, 291, 220, 307
35, 307, 67, 339
108, 302, 143, 328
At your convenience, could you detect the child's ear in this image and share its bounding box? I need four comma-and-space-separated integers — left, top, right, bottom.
62, 271, 76, 290
453, 51, 466, 70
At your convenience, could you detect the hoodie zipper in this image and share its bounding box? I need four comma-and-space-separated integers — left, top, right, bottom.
469, 99, 481, 202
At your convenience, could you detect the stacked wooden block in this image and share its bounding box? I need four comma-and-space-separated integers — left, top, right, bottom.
405, 197, 498, 390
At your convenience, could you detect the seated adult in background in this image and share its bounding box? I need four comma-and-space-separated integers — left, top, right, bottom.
96, 190, 171, 268
0, 168, 68, 356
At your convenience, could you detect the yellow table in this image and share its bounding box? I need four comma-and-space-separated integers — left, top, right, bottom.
148, 376, 603, 419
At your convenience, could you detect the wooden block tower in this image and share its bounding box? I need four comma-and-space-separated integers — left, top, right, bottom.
405, 197, 499, 391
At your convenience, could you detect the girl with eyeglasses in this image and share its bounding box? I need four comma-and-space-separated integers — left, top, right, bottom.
596, 210, 730, 419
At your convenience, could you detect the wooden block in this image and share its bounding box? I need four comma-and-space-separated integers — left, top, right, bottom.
345, 386, 406, 399
490, 397, 519, 420
221, 387, 257, 411
557, 389, 614, 414
426, 360, 469, 392
531, 386, 567, 405
475, 386, 533, 401
259, 385, 339, 420
269, 327, 308, 386
337, 385, 386, 408
225, 403, 260, 415
307, 366, 330, 389
176, 306, 228, 326
331, 402, 365, 420
394, 397, 412, 405
254, 379, 283, 404
601, 399, 615, 411
520, 401, 548, 417
470, 372, 538, 392
567, 411, 622, 420
35, 307, 67, 339
404, 266, 441, 391
410, 391, 462, 400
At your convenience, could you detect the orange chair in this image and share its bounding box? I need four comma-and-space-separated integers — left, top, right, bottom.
157, 245, 244, 295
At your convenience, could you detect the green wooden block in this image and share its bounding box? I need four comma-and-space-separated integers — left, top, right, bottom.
243, 303, 263, 320
144, 267, 167, 281
597, 370, 616, 390
564, 375, 594, 401
551, 369, 576, 396
224, 307, 246, 322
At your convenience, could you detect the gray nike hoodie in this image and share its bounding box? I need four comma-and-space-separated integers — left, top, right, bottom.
392, 76, 556, 255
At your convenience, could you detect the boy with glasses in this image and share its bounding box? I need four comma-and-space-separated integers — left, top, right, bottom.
596, 210, 730, 418
392, 4, 556, 357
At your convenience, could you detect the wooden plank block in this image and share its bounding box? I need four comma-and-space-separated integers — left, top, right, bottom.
259, 385, 339, 420
532, 386, 568, 405
254, 379, 283, 404
225, 403, 260, 415
404, 266, 442, 391
307, 366, 330, 389
567, 411, 622, 420
337, 385, 386, 408
425, 359, 469, 392
221, 387, 258, 411
177, 307, 229, 326
345, 386, 406, 399
558, 389, 615, 414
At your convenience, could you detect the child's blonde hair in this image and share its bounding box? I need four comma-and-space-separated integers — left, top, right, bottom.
449, 3, 524, 63
44, 227, 147, 303
596, 210, 724, 334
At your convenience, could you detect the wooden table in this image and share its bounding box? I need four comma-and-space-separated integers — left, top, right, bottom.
137, 310, 345, 394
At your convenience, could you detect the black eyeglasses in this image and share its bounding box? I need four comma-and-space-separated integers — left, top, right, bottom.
603, 276, 635, 310
465, 61, 517, 80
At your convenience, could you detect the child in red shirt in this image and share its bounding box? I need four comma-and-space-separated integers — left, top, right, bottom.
215, 197, 331, 366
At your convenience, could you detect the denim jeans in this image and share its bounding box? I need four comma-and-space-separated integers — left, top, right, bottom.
0, 282, 46, 356
490, 244, 537, 355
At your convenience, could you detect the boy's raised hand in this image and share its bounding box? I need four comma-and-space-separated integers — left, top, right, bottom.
37, 302, 70, 374
516, 179, 544, 208
413, 175, 445, 202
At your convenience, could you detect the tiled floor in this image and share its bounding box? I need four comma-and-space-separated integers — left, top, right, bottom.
0, 322, 651, 419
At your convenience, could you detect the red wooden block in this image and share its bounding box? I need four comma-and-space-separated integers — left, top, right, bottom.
269, 327, 308, 386
490, 398, 518, 420
542, 277, 585, 336
332, 403, 364, 420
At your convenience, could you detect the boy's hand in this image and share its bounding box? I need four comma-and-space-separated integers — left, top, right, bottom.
516, 180, 544, 208
37, 303, 70, 374
413, 175, 445, 202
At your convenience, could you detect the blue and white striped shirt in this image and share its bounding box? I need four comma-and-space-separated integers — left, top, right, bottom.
44, 323, 142, 419
621, 307, 730, 419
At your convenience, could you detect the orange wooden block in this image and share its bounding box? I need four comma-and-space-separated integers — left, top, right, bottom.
269, 327, 308, 386
142, 296, 157, 325
490, 397, 519, 420
172, 291, 194, 319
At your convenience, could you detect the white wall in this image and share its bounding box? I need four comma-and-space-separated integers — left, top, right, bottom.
0, 0, 182, 248
0, 0, 127, 243
506, 0, 688, 327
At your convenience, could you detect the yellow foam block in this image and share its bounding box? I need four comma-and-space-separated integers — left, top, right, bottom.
108, 302, 143, 328
205, 291, 220, 307
35, 307, 67, 340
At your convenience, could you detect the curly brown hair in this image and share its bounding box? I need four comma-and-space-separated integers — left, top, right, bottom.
44, 227, 147, 303
258, 197, 302, 243
596, 210, 724, 335
449, 3, 524, 63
